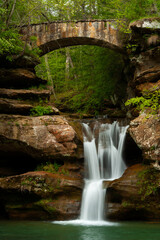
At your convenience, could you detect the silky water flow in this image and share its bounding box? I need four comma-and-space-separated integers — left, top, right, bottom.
80, 121, 128, 221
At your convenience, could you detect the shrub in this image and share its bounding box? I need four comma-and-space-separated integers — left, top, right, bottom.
125, 89, 160, 115
36, 162, 61, 173
30, 105, 53, 116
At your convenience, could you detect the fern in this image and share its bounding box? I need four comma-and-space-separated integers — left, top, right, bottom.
125, 89, 160, 115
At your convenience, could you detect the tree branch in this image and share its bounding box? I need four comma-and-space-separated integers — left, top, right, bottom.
6, 0, 17, 28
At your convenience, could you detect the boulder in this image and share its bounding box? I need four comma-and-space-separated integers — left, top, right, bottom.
128, 113, 160, 163
0, 88, 51, 101
130, 18, 160, 32
134, 65, 160, 85
0, 114, 83, 161
106, 164, 160, 220
136, 79, 160, 94
130, 47, 160, 88
0, 68, 47, 89
0, 171, 83, 220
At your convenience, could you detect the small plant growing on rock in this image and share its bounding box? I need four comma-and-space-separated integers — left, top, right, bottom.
137, 167, 160, 201
125, 89, 160, 115
30, 105, 53, 116
36, 162, 61, 173
60, 168, 69, 176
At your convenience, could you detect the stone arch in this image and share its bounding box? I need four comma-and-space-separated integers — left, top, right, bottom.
20, 20, 126, 56
38, 37, 125, 56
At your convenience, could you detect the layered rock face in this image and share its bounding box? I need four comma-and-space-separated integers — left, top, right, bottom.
105, 18, 160, 221
0, 114, 83, 220
126, 18, 160, 164
0, 56, 84, 220
0, 171, 83, 220
106, 164, 160, 220
0, 68, 47, 89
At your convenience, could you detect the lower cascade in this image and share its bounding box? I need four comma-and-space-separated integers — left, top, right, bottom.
80, 121, 128, 221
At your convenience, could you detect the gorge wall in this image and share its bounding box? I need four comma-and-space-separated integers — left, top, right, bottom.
106, 18, 160, 220
0, 18, 160, 221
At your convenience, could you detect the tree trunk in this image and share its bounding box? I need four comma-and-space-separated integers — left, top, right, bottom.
65, 48, 78, 89
45, 54, 57, 100
65, 48, 70, 89
6, 0, 17, 28
153, 1, 160, 16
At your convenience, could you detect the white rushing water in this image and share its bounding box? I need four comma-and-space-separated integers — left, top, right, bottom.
80, 121, 128, 221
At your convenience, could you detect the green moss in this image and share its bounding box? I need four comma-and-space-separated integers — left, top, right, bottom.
122, 201, 133, 208
60, 168, 69, 176
35, 199, 57, 214
137, 167, 160, 201
56, 179, 61, 189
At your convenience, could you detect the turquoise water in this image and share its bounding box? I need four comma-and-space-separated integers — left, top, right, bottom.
0, 220, 160, 240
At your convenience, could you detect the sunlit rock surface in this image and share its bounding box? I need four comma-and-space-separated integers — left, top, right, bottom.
128, 114, 160, 162
0, 115, 83, 161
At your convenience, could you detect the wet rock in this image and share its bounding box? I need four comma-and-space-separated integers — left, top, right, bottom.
0, 171, 83, 220
0, 114, 83, 161
0, 68, 46, 89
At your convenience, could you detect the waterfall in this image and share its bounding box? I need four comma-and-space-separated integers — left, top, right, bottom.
80, 121, 128, 221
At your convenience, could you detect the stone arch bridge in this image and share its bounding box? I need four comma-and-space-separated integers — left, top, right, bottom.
20, 20, 126, 56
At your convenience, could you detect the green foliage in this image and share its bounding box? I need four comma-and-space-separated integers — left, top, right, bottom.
0, 1, 45, 60
0, 29, 23, 60
43, 0, 160, 22
36, 162, 70, 176
24, 36, 42, 59
36, 46, 125, 115
125, 89, 160, 115
137, 167, 160, 201
36, 162, 61, 173
60, 168, 69, 176
30, 105, 53, 116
